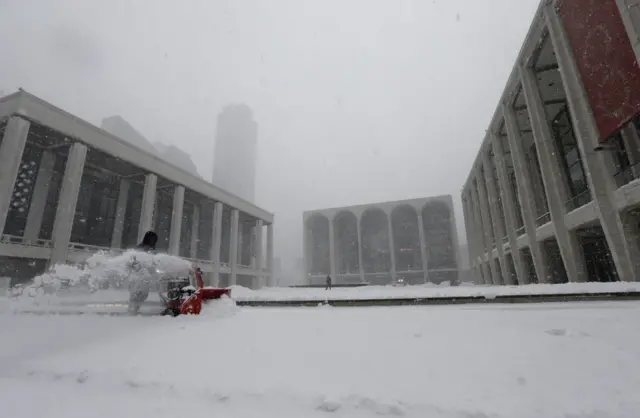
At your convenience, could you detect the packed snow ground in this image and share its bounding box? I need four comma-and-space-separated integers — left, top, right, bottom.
2, 299, 640, 418
231, 281, 640, 301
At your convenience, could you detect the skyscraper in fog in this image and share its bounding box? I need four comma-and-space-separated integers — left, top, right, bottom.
212, 104, 257, 203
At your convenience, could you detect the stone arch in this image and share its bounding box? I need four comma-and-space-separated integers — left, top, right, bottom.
306, 213, 330, 275
421, 201, 455, 270
333, 210, 360, 274
360, 208, 391, 274
391, 204, 422, 272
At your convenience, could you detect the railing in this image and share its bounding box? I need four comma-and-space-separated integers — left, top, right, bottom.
535, 212, 551, 227
426, 267, 459, 273
516, 226, 526, 237
68, 242, 115, 253
613, 161, 640, 188
565, 190, 592, 213
0, 234, 52, 248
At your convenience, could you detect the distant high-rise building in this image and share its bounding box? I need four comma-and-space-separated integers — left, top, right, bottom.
101, 115, 200, 178
101, 116, 155, 151
212, 104, 257, 203
154, 141, 200, 178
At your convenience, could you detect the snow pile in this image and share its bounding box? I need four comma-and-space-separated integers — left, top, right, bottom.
234, 281, 640, 302
227, 284, 255, 298
199, 294, 240, 319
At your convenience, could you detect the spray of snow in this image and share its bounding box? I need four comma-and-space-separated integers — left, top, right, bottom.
8, 250, 192, 302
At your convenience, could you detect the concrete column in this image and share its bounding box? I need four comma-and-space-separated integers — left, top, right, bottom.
168, 185, 185, 256
416, 212, 429, 283
0, 117, 30, 235
471, 176, 489, 258
469, 182, 488, 284
545, 5, 640, 282
237, 222, 245, 266
266, 223, 274, 286
448, 202, 462, 281
463, 191, 481, 279
303, 218, 311, 284
24, 150, 55, 243
229, 209, 240, 286
503, 104, 550, 284
210, 202, 223, 286
491, 134, 528, 285
110, 179, 130, 249
138, 174, 157, 243
328, 217, 337, 280
356, 215, 365, 283
615, 0, 640, 65
386, 213, 397, 281
482, 151, 511, 285
465, 191, 482, 280
253, 220, 264, 288
50, 143, 87, 265
190, 204, 200, 259
475, 169, 501, 285
461, 195, 475, 275
519, 65, 588, 283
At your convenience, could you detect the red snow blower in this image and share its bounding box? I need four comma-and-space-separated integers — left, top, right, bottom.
157, 266, 231, 316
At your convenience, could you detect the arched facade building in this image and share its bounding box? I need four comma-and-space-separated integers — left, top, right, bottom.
303, 196, 460, 285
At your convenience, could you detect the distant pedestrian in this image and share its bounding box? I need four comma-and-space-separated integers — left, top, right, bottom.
325, 275, 332, 290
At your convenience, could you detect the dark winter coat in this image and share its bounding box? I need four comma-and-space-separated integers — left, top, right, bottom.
137, 231, 158, 252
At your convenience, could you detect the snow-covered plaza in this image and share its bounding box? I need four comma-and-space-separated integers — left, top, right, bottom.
2, 297, 639, 418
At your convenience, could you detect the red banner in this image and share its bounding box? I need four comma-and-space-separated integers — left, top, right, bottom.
559, 0, 640, 141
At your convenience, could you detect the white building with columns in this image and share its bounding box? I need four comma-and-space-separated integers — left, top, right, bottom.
0, 90, 273, 288
462, 0, 640, 285
303, 196, 460, 286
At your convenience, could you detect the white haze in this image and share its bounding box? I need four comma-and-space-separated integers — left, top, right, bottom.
0, 0, 540, 282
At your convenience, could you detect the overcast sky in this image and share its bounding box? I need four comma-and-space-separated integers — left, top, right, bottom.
0, 0, 540, 274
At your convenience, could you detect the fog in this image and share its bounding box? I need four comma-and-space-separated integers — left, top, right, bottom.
0, 0, 539, 281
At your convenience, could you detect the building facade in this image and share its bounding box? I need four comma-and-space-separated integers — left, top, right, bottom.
212, 104, 257, 203
0, 91, 274, 288
303, 196, 460, 285
462, 0, 640, 285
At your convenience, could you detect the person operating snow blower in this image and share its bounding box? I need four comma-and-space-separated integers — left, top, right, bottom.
137, 230, 158, 252
128, 231, 158, 315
